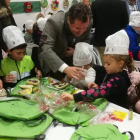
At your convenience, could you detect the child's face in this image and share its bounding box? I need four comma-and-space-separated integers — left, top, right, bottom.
83, 0, 90, 7
8, 48, 26, 61
103, 56, 124, 74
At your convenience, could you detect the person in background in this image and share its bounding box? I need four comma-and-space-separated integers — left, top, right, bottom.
0, 26, 42, 88
23, 19, 34, 43
39, 3, 92, 80
32, 17, 47, 46
91, 0, 129, 64
125, 11, 140, 61
36, 13, 44, 21
61, 30, 133, 109
122, 0, 140, 43
122, 0, 140, 15
0, 0, 16, 27
82, 0, 91, 7
32, 17, 48, 76
64, 42, 96, 89
0, 0, 17, 52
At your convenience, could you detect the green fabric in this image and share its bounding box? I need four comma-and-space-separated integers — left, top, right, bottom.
70, 124, 125, 140
10, 77, 49, 96
0, 55, 34, 76
0, 99, 44, 120
10, 1, 41, 14
10, 77, 74, 97
123, 135, 129, 140
52, 98, 107, 126
0, 114, 52, 138
0, 138, 16, 140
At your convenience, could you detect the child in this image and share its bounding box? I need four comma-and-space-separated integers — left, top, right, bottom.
32, 17, 49, 74
125, 11, 140, 61
23, 19, 34, 43
61, 30, 134, 108
0, 26, 42, 88
64, 42, 96, 89
32, 17, 47, 45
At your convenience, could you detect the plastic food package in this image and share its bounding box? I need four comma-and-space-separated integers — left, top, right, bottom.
73, 101, 99, 115
89, 112, 116, 125
48, 92, 70, 114
29, 85, 70, 113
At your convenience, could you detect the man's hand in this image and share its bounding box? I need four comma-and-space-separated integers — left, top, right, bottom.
4, 74, 15, 83
64, 66, 85, 81
65, 47, 74, 57
35, 68, 42, 79
88, 83, 98, 89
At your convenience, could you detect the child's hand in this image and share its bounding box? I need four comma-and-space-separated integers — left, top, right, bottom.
88, 83, 98, 89
61, 92, 74, 101
0, 80, 3, 89
35, 68, 42, 79
4, 74, 15, 83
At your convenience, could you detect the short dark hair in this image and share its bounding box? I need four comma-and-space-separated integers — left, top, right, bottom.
67, 2, 92, 24
10, 43, 27, 51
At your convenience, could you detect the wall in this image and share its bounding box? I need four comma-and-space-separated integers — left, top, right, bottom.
11, 0, 77, 30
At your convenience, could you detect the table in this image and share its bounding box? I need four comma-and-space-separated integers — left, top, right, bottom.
44, 102, 140, 140
1, 77, 140, 140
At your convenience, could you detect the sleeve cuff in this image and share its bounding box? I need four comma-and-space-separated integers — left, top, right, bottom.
58, 63, 68, 73
73, 93, 84, 102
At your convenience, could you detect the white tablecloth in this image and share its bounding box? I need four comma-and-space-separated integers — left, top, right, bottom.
44, 102, 140, 140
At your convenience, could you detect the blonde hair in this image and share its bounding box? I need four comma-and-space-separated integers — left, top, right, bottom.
104, 54, 134, 73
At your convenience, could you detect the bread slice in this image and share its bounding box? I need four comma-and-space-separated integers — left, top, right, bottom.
27, 79, 40, 86
19, 85, 33, 89
18, 90, 27, 95
52, 82, 69, 89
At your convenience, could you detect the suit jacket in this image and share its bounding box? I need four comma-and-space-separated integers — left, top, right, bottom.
39, 12, 93, 74
91, 0, 129, 47
122, 0, 140, 15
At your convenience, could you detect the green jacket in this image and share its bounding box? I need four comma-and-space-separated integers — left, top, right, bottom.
0, 55, 35, 88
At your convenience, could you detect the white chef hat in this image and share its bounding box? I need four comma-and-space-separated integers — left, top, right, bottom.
37, 17, 47, 31
2, 26, 26, 50
129, 11, 140, 27
45, 14, 51, 20
73, 42, 93, 66
25, 19, 34, 30
104, 30, 129, 55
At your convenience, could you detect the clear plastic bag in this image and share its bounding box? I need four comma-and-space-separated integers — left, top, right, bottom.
73, 101, 99, 115
48, 92, 70, 114
89, 112, 116, 125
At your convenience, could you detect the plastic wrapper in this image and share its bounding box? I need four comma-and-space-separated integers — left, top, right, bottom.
25, 85, 70, 113
73, 101, 99, 115
89, 112, 116, 125
48, 91, 70, 114
24, 85, 51, 112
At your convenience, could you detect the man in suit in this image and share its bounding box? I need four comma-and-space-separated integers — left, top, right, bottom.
39, 3, 93, 80
91, 0, 129, 64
